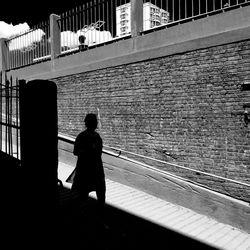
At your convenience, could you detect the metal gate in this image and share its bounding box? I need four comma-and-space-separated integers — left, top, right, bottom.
1, 74, 59, 246
0, 72, 21, 161
0, 74, 58, 167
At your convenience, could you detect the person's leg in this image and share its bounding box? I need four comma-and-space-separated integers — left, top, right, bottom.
70, 188, 89, 218
96, 180, 106, 222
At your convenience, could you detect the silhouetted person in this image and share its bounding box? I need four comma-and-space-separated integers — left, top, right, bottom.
79, 35, 88, 51
71, 113, 106, 224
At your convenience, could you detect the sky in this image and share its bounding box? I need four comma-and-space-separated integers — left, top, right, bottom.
0, 0, 88, 38
1, 0, 113, 50
0, 0, 236, 26
0, 1, 85, 26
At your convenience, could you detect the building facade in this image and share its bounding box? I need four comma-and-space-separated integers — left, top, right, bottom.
116, 2, 170, 37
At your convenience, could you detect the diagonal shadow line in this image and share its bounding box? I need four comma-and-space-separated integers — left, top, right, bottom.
1, 151, 217, 250
58, 185, 218, 250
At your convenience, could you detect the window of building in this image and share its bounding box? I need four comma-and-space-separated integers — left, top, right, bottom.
120, 26, 128, 32
150, 7, 160, 14
121, 7, 128, 13
120, 13, 128, 19
161, 12, 169, 18
150, 14, 161, 21
150, 20, 160, 28
120, 20, 129, 26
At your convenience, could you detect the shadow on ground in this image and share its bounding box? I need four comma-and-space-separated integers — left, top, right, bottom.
1, 151, 216, 249
58, 185, 217, 250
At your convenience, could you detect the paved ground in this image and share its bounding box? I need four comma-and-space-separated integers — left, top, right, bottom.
1, 154, 215, 250
57, 162, 250, 250
1, 151, 249, 250
57, 184, 216, 250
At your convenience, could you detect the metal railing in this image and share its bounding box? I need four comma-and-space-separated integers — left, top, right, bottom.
6, 20, 51, 69
58, 133, 250, 188
58, 133, 250, 202
58, 0, 130, 55
3, 0, 250, 69
0, 73, 21, 160
142, 0, 250, 32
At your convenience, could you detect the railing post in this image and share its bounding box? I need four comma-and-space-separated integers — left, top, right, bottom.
50, 14, 61, 64
0, 38, 9, 71
131, 0, 143, 37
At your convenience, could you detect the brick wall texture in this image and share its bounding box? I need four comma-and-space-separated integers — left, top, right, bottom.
53, 40, 250, 202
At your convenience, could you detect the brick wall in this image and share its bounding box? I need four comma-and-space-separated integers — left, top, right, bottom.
54, 39, 250, 202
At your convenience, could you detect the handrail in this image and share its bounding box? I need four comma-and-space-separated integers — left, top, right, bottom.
58, 133, 250, 188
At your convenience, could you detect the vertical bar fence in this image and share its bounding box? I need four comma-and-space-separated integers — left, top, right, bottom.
2, 0, 250, 67
142, 0, 250, 32
58, 0, 131, 55
6, 19, 51, 69
0, 73, 21, 160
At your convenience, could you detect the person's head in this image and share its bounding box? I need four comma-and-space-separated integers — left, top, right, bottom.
84, 113, 98, 131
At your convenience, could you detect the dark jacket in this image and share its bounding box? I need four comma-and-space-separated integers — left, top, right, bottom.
72, 129, 105, 193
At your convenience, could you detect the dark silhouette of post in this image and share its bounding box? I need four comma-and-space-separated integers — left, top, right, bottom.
19, 79, 58, 246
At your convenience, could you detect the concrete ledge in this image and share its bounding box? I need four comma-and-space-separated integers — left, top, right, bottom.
103, 153, 250, 233
58, 138, 250, 233
58, 139, 77, 167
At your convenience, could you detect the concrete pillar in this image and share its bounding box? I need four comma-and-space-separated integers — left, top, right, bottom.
131, 0, 143, 37
19, 79, 59, 246
50, 14, 61, 62
0, 38, 9, 71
